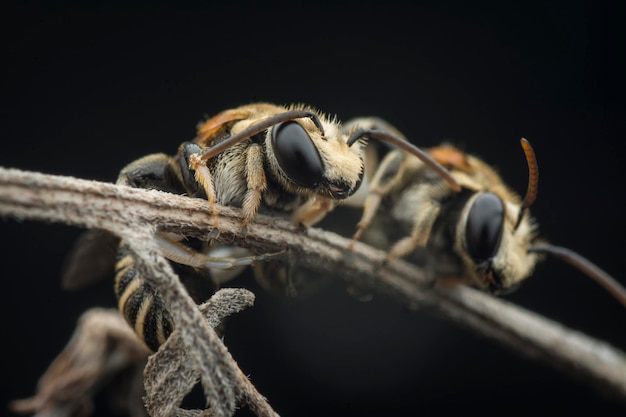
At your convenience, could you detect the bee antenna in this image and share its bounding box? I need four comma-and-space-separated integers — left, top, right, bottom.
529, 243, 626, 309
201, 110, 325, 161
347, 129, 461, 192
514, 138, 539, 231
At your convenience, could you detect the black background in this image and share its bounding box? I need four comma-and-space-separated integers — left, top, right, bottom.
2, 1, 626, 416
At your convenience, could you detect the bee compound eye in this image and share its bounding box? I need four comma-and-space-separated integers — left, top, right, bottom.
271, 121, 324, 188
465, 192, 505, 261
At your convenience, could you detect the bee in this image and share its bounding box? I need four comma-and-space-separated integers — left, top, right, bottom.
346, 117, 626, 307
65, 103, 460, 352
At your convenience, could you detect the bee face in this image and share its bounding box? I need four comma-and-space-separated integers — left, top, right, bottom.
456, 191, 539, 293
264, 111, 365, 200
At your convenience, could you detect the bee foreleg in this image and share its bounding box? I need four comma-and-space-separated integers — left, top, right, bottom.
386, 182, 452, 263
386, 200, 440, 262
291, 197, 335, 227
188, 153, 219, 230
350, 149, 406, 249
241, 143, 267, 232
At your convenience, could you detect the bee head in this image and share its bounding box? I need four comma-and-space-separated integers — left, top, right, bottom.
457, 139, 626, 309
266, 111, 365, 200
457, 190, 539, 294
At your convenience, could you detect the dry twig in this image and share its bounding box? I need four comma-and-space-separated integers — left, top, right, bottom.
10, 307, 150, 417
1, 166, 626, 414
10, 288, 265, 417
142, 287, 268, 417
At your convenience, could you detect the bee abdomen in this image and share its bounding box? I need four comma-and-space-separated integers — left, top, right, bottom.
114, 242, 174, 352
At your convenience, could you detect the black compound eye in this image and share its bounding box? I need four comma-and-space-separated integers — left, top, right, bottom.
465, 192, 505, 261
271, 121, 324, 188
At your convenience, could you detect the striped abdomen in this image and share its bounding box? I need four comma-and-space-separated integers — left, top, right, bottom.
114, 242, 174, 352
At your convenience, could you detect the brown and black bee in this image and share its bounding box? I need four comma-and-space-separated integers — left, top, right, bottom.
345, 117, 626, 306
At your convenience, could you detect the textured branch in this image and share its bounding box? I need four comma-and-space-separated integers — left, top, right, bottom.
11, 289, 270, 417
142, 288, 272, 417
2, 166, 626, 410
10, 308, 149, 417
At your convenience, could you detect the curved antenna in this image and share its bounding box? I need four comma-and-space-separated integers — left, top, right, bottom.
529, 243, 626, 309
514, 138, 539, 231
200, 110, 325, 161
347, 128, 461, 192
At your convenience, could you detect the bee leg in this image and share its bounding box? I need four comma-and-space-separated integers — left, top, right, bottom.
176, 142, 220, 238
433, 275, 469, 290
349, 149, 406, 249
385, 200, 441, 263
204, 245, 256, 286
240, 143, 267, 234
154, 233, 284, 272
420, 255, 467, 290
176, 143, 206, 197
187, 152, 219, 232
385, 182, 452, 263
291, 197, 336, 228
